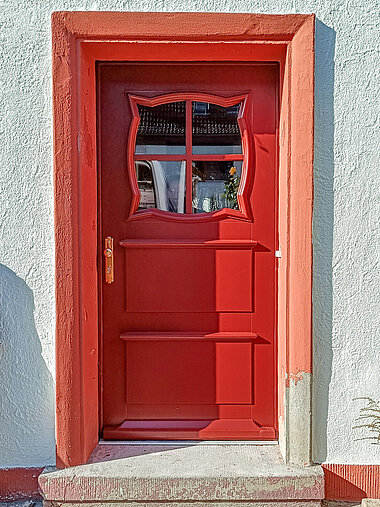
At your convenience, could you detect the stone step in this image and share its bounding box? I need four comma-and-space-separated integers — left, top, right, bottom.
39, 443, 324, 506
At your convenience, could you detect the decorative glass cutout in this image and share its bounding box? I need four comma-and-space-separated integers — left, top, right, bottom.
129, 94, 249, 217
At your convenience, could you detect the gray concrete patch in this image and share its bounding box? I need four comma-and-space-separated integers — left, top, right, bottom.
287, 373, 312, 465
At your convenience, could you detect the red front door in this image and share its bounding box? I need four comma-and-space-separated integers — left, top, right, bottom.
98, 63, 278, 440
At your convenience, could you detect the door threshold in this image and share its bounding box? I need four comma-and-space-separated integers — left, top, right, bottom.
40, 443, 324, 505
98, 439, 279, 445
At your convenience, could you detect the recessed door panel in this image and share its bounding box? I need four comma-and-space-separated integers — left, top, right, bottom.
126, 341, 215, 405
216, 250, 252, 312
215, 342, 252, 404
125, 249, 215, 313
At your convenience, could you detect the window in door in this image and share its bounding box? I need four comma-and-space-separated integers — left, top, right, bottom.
131, 95, 247, 214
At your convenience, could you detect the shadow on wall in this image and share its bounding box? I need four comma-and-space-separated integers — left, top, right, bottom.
312, 19, 336, 463
0, 264, 55, 467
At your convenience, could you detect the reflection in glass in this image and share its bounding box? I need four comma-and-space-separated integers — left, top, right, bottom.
192, 161, 242, 213
135, 160, 186, 213
192, 102, 242, 155
136, 102, 186, 155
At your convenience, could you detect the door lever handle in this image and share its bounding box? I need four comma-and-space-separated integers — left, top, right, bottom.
104, 236, 114, 284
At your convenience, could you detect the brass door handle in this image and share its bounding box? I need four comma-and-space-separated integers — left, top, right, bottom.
104, 236, 114, 284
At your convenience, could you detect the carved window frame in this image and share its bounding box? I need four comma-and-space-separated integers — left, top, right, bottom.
128, 92, 252, 220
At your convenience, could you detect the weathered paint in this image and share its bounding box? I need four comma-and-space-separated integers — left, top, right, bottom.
39, 444, 324, 503
323, 465, 380, 501
0, 467, 43, 502
0, 0, 379, 476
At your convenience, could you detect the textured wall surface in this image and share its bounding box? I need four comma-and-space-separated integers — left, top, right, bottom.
0, 0, 379, 467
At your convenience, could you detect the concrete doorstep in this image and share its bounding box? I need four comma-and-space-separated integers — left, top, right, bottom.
39, 443, 324, 506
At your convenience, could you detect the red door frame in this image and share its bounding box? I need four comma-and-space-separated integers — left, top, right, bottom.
51, 12, 315, 467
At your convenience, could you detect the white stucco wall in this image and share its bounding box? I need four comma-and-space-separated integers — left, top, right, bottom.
0, 0, 379, 467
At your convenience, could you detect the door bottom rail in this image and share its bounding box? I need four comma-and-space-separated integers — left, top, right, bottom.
103, 419, 277, 440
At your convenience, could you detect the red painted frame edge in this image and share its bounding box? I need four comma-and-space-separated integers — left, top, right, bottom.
51, 11, 315, 467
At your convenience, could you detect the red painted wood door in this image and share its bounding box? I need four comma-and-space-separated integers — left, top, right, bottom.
98, 63, 278, 440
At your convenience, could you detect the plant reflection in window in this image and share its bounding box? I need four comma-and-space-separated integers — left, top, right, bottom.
192, 161, 241, 213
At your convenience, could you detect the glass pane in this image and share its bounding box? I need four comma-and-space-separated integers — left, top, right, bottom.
192, 102, 242, 155
192, 161, 242, 213
135, 160, 186, 213
136, 102, 186, 155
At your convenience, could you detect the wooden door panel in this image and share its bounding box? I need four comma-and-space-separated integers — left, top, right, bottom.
215, 342, 252, 404
99, 63, 278, 440
126, 341, 216, 405
215, 250, 252, 312
125, 249, 215, 313
126, 341, 255, 407
125, 248, 253, 313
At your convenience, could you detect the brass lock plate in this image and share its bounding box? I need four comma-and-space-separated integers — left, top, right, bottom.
104, 236, 114, 284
